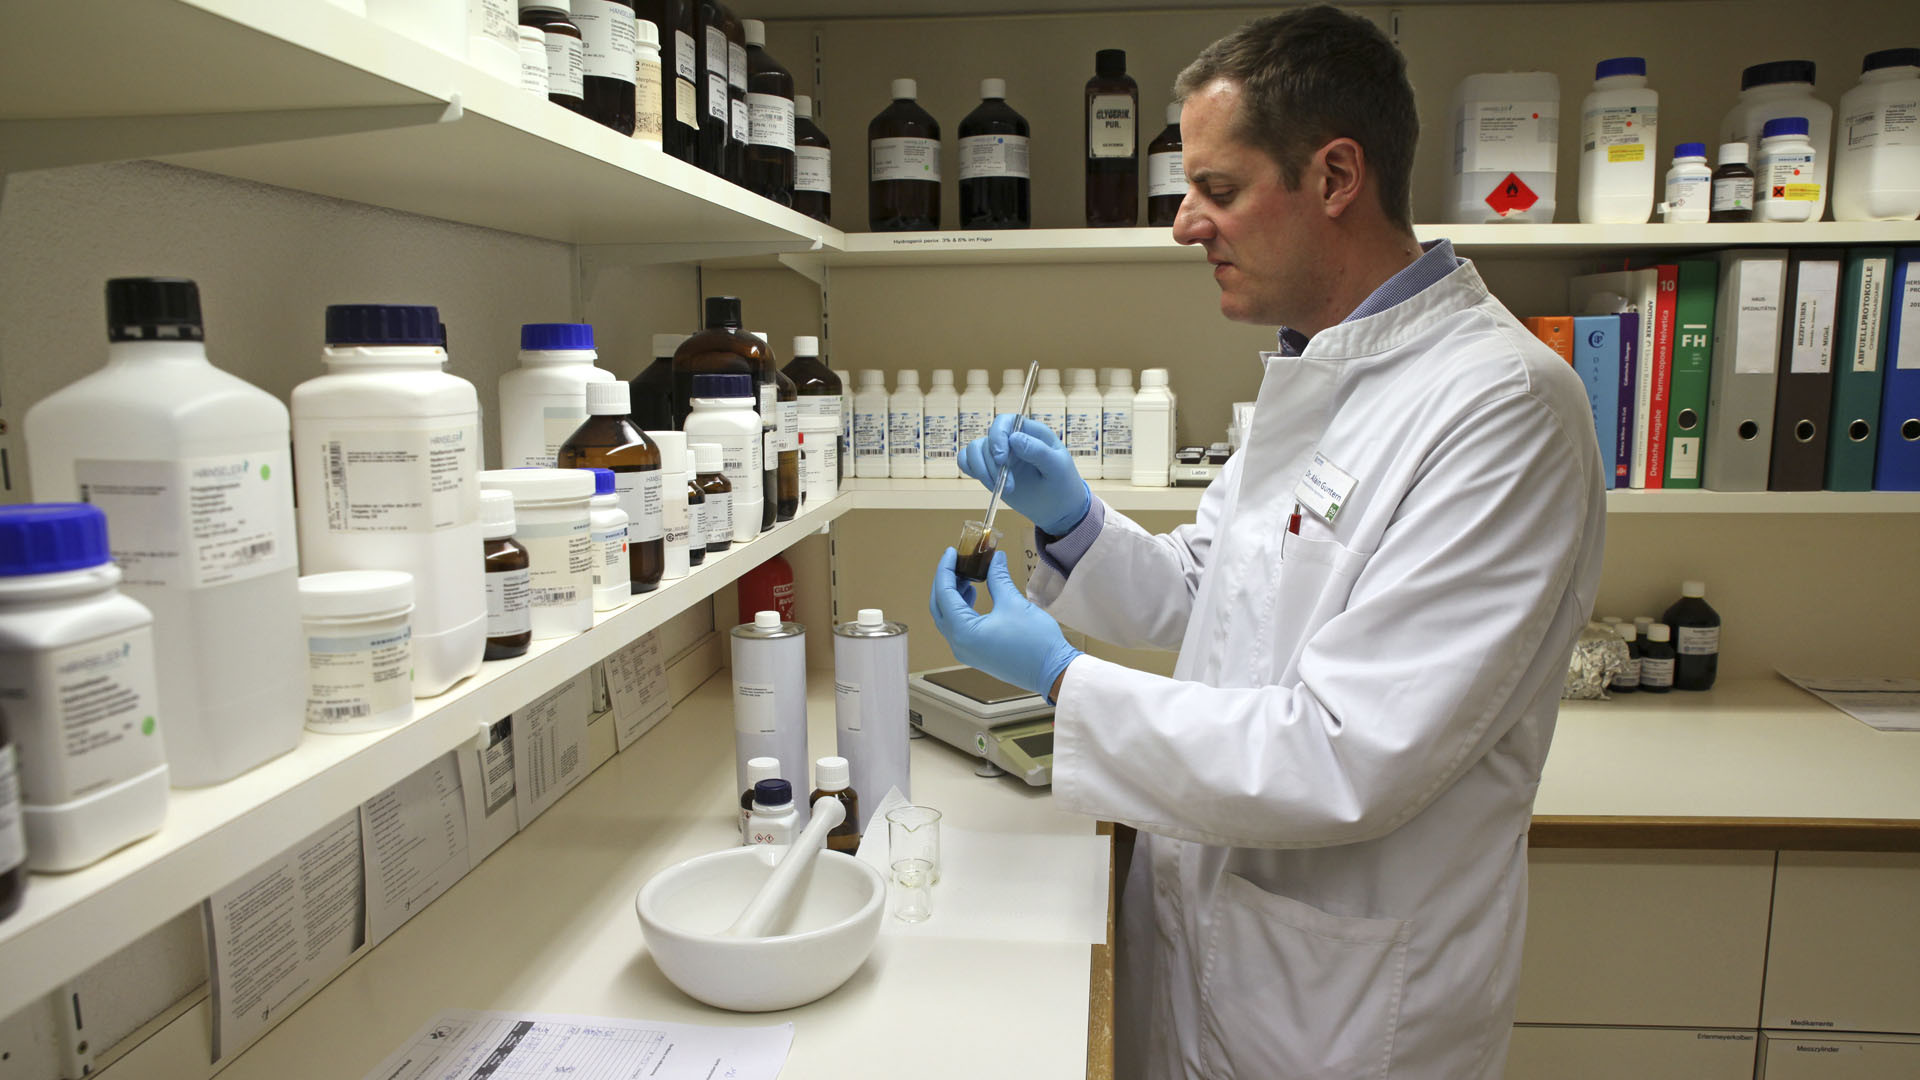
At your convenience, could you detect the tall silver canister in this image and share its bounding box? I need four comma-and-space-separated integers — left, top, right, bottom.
731, 610, 810, 828
833, 608, 909, 832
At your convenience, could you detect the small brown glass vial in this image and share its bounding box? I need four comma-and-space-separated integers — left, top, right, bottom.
811, 756, 862, 853
691, 443, 733, 553
684, 473, 706, 565
480, 491, 532, 661
1085, 49, 1139, 227
521, 4, 587, 116
557, 382, 667, 593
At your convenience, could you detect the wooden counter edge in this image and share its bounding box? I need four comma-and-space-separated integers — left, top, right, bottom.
1529, 816, 1920, 851
1088, 821, 1116, 1080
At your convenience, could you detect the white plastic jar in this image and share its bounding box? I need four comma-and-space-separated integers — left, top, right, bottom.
1131, 369, 1175, 488
1833, 48, 1920, 221
958, 369, 995, 450
1758, 117, 1820, 222
478, 468, 595, 638
852, 370, 891, 479
1662, 142, 1712, 223
1028, 368, 1067, 441
585, 468, 632, 610
647, 430, 692, 580
1102, 368, 1135, 480
1721, 60, 1834, 221
0, 504, 168, 871
922, 370, 960, 479
299, 570, 414, 734
633, 17, 663, 145
799, 415, 840, 508
685, 374, 765, 542
1065, 368, 1104, 478
888, 370, 926, 479
1449, 71, 1560, 223
517, 24, 550, 96
292, 304, 485, 698
1577, 57, 1658, 224
498, 323, 613, 469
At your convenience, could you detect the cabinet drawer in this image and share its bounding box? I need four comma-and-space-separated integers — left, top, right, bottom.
1515, 849, 1773, 1027
1506, 1025, 1757, 1080
1762, 852, 1920, 1034
1759, 1031, 1920, 1079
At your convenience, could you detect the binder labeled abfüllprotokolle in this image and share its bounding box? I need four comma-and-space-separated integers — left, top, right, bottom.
1874, 248, 1920, 490
1825, 248, 1895, 491
1769, 248, 1843, 491
1706, 249, 1788, 492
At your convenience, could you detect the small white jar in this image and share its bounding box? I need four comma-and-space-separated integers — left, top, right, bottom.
586, 468, 632, 611
647, 431, 692, 580
478, 468, 595, 638
1757, 116, 1819, 222
799, 415, 840, 508
1661, 142, 1712, 223
517, 25, 549, 96
0, 504, 169, 871
299, 570, 415, 734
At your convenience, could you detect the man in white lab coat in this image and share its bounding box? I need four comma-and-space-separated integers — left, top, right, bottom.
929, 6, 1605, 1078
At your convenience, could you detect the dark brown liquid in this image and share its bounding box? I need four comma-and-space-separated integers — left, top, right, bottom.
722, 8, 747, 184
955, 531, 997, 581
784, 352, 843, 483
631, 355, 676, 431
775, 367, 799, 520
638, 0, 699, 162
959, 96, 1030, 229
1085, 71, 1139, 227
556, 416, 666, 592
744, 38, 794, 204
580, 0, 637, 134
810, 786, 862, 852
484, 536, 532, 660
794, 109, 831, 223
696, 470, 732, 551
521, 10, 587, 115
685, 479, 706, 563
1709, 161, 1755, 222
672, 323, 763, 427
869, 97, 941, 231
1147, 120, 1182, 227
693, 0, 730, 174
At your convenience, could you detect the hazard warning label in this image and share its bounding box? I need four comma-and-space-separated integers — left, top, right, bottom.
1485, 172, 1540, 216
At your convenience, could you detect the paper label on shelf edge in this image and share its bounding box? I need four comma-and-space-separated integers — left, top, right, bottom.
1148, 150, 1185, 198
1789, 260, 1840, 375
1089, 94, 1136, 158
75, 449, 296, 589
835, 680, 862, 732
795, 145, 831, 193
957, 134, 1030, 180
870, 137, 941, 183
734, 681, 778, 734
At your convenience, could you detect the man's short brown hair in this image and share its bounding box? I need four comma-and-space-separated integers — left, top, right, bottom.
1175, 5, 1418, 232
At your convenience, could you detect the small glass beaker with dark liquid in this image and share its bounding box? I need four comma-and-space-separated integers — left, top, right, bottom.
954, 520, 1002, 582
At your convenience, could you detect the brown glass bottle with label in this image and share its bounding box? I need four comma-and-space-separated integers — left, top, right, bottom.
793, 94, 832, 223
556, 386, 667, 593
742, 20, 795, 206
684, 471, 706, 564
483, 528, 532, 661
638, 0, 699, 162
576, 0, 638, 135
772, 356, 800, 521
958, 79, 1031, 229
869, 79, 941, 231
722, 5, 748, 185
521, 4, 587, 116
1085, 49, 1139, 227
631, 333, 680, 432
693, 0, 731, 175
1147, 103, 1183, 227
673, 298, 778, 531
783, 336, 842, 483
692, 446, 733, 553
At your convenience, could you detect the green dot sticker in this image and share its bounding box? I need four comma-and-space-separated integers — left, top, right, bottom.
260, 464, 271, 480
142, 716, 157, 735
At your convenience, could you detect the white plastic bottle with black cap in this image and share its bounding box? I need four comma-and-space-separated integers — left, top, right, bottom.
738, 755, 781, 842
889, 371, 926, 479
1102, 368, 1135, 480
994, 367, 1026, 419
745, 778, 799, 845
923, 369, 960, 479
959, 369, 995, 450
1720, 60, 1834, 221
498, 323, 614, 468
25, 277, 306, 787
832, 607, 908, 832
1131, 368, 1174, 487
683, 373, 763, 543
294, 304, 485, 697
731, 610, 809, 829
1028, 368, 1067, 441
1065, 368, 1104, 477
853, 370, 891, 478
1833, 49, 1920, 221
647, 430, 692, 579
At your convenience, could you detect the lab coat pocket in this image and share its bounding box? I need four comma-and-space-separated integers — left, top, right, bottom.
1271, 531, 1369, 684
1198, 873, 1411, 1080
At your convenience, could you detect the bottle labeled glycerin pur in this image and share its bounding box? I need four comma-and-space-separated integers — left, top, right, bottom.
958, 79, 1031, 229
1086, 49, 1139, 227
480, 490, 532, 660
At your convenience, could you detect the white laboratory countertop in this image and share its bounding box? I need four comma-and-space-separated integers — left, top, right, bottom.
217, 673, 1103, 1080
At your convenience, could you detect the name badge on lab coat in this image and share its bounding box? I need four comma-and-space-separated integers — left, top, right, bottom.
1293, 451, 1357, 524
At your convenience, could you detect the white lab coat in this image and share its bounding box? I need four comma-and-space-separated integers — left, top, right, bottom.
1030, 260, 1605, 1080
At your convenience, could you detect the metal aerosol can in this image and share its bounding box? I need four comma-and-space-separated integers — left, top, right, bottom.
833, 608, 909, 832
731, 610, 809, 828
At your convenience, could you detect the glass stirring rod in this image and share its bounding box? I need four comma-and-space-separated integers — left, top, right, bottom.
955, 360, 1039, 582
983, 359, 1040, 532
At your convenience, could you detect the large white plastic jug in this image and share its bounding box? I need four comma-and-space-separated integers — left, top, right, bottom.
1450, 72, 1560, 223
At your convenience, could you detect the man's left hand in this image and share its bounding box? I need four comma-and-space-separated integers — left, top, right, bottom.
928, 548, 1081, 700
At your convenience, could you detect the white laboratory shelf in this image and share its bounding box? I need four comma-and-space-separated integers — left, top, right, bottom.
2, 0, 842, 251
839, 478, 1920, 515
0, 491, 855, 1023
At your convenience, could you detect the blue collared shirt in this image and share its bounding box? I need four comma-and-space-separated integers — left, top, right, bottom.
1040, 238, 1463, 575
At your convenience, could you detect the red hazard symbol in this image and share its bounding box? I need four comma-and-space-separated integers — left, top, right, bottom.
1485, 172, 1540, 216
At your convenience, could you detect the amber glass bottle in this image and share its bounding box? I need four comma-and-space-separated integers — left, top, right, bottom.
692, 443, 733, 553
1147, 102, 1184, 227
557, 383, 666, 593
783, 336, 843, 483
756, 335, 801, 520
641, 0, 699, 163
673, 297, 776, 530
793, 94, 832, 223
1085, 49, 1139, 227
742, 19, 795, 205
684, 472, 706, 565
521, 4, 587, 116
576, 0, 638, 135
482, 515, 532, 661
693, 0, 731, 175
869, 79, 941, 231
632, 332, 680, 431
958, 79, 1031, 229
722, 5, 748, 185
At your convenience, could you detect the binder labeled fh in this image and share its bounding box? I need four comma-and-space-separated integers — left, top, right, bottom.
1666, 260, 1718, 488
1826, 248, 1896, 491
1874, 248, 1920, 490
1769, 248, 1843, 491
1706, 249, 1788, 492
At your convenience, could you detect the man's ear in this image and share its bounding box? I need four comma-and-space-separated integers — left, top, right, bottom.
1318, 137, 1366, 220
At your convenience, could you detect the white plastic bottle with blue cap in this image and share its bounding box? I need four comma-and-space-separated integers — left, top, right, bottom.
498, 323, 615, 468
1721, 60, 1833, 221
292, 304, 487, 697
585, 468, 632, 610
0, 503, 169, 870
683, 373, 763, 544
1757, 117, 1820, 222
25, 277, 306, 788
1662, 143, 1712, 223
1578, 57, 1658, 225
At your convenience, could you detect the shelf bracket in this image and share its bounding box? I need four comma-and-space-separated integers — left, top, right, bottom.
0, 96, 463, 176
576, 238, 826, 306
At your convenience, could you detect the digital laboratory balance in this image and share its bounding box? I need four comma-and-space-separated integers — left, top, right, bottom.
908, 665, 1055, 786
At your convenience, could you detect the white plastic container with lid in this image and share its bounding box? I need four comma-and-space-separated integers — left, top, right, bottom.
467, 0, 521, 82
647, 430, 691, 580
1102, 368, 1136, 480
517, 24, 550, 95
1131, 368, 1175, 487
1449, 71, 1559, 223
478, 468, 594, 638
798, 415, 840, 508
738, 755, 781, 842
683, 374, 763, 543
922, 369, 960, 479
832, 607, 908, 832
690, 442, 731, 553
1028, 368, 1067, 441
1577, 57, 1658, 224
1757, 117, 1820, 222
852, 370, 890, 479
299, 570, 414, 734
745, 779, 798, 845
1065, 368, 1104, 477
25, 277, 306, 788
958, 369, 995, 450
889, 371, 926, 479
994, 367, 1026, 420
1721, 60, 1834, 221
632, 16, 663, 145
499, 323, 614, 469
585, 468, 631, 610
1661, 142, 1712, 223
293, 304, 486, 698
1833, 48, 1920, 221
0, 504, 168, 871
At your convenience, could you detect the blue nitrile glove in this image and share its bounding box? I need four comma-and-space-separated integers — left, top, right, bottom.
928, 548, 1082, 700
956, 415, 1091, 536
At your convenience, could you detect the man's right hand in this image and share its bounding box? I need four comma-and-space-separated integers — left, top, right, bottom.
957, 414, 1091, 536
